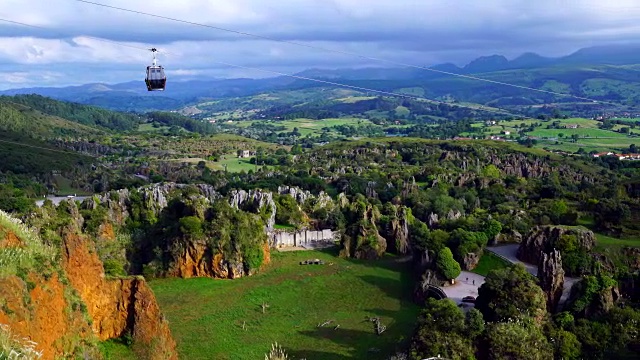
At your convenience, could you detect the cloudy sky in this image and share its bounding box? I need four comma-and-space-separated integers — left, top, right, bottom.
0, 0, 639, 89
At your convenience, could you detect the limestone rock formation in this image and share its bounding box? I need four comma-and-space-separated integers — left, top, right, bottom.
277, 185, 312, 205
413, 270, 446, 304
341, 205, 387, 260
163, 236, 269, 280
427, 212, 439, 228
82, 182, 221, 226
518, 225, 596, 265
414, 249, 436, 273
462, 252, 481, 271
491, 229, 523, 245
379, 205, 411, 254
538, 249, 565, 312
229, 189, 277, 232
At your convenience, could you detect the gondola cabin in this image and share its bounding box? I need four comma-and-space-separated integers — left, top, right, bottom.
145, 65, 166, 91
145, 48, 166, 91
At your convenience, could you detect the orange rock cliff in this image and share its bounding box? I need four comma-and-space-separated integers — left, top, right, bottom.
0, 216, 178, 360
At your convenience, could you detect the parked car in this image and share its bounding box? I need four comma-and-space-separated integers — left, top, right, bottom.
462, 296, 476, 303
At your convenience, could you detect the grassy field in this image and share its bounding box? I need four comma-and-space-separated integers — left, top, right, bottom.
527, 128, 629, 138
472, 252, 512, 276
98, 340, 137, 360
595, 233, 640, 248
213, 155, 262, 173
53, 175, 92, 196
151, 249, 420, 360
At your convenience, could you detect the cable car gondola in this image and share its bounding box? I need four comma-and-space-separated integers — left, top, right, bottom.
145, 48, 166, 91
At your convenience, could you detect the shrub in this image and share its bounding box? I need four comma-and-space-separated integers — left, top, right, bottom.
0, 323, 43, 359
0, 210, 57, 278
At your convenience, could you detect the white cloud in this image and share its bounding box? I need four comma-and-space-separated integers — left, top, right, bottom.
0, 0, 640, 87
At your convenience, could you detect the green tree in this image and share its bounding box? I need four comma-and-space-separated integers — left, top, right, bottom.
549, 199, 568, 224
475, 264, 547, 322
481, 164, 501, 179
485, 320, 553, 360
436, 247, 461, 281
483, 219, 502, 240
549, 328, 581, 360
464, 308, 485, 339
179, 216, 203, 238
410, 299, 475, 360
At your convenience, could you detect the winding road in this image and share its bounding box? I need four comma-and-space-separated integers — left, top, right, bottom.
442, 244, 580, 308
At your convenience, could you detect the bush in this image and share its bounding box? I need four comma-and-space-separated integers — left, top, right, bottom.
436, 247, 461, 281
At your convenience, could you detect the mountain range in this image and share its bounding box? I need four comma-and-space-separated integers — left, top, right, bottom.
2, 44, 640, 111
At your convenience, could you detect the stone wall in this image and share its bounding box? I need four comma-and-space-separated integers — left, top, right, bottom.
271, 229, 336, 249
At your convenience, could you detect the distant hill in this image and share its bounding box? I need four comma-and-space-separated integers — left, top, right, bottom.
0, 96, 105, 138
3, 44, 640, 111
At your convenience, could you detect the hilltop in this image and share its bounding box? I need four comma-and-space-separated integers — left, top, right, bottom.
3, 44, 640, 113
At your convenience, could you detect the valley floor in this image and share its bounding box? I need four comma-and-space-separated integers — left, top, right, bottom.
150, 248, 420, 360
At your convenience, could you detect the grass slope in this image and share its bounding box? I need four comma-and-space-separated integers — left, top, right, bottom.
471, 252, 512, 277
151, 249, 419, 360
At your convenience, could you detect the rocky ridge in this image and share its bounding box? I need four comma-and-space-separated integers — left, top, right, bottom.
517, 225, 596, 265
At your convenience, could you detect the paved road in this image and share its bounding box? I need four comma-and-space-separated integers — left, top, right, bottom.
486, 244, 537, 275
35, 196, 89, 207
486, 244, 580, 307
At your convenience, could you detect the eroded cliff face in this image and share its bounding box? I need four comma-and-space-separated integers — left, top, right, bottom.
0, 226, 96, 360
0, 273, 96, 360
517, 225, 596, 264
164, 238, 268, 279
0, 213, 178, 360
61, 229, 178, 359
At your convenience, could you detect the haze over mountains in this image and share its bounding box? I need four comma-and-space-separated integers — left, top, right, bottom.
3, 44, 640, 111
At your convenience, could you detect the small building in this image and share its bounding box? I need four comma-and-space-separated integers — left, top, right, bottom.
237, 150, 255, 158
592, 152, 615, 158
502, 131, 511, 135
566, 124, 578, 129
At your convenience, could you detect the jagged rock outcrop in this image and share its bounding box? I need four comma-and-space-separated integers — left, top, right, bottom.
341, 205, 387, 260
277, 185, 312, 205
82, 182, 221, 226
379, 206, 411, 254
401, 177, 418, 198
571, 282, 622, 318
491, 229, 523, 245
366, 181, 378, 198
427, 213, 439, 228
518, 226, 596, 265
413, 270, 446, 304
164, 237, 270, 279
462, 252, 481, 271
538, 250, 565, 312
61, 229, 177, 359
229, 189, 276, 232
414, 249, 436, 273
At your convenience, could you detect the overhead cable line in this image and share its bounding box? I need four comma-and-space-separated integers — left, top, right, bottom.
0, 17, 529, 119
74, 0, 620, 106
